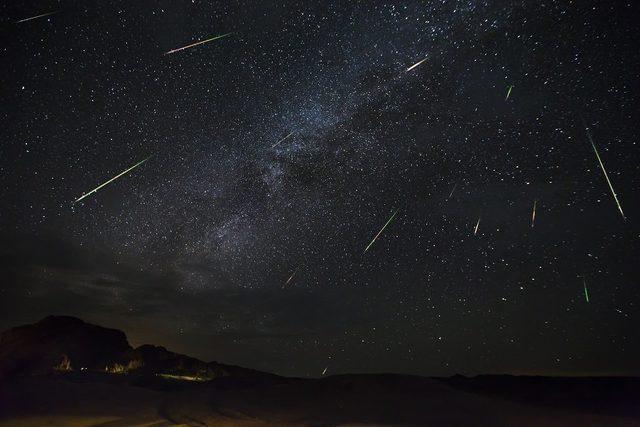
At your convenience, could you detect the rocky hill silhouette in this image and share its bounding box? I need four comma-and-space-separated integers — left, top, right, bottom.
0, 315, 272, 381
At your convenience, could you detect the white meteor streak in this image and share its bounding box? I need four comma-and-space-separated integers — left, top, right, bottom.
447, 184, 457, 200
322, 366, 328, 376
17, 11, 59, 23
164, 32, 233, 55
272, 131, 294, 148
474, 218, 480, 235
74, 156, 152, 203
531, 200, 537, 227
284, 271, 296, 286
406, 56, 428, 72
584, 123, 626, 220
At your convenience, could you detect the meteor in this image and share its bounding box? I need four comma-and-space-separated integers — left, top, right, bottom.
164, 32, 233, 55
583, 278, 589, 303
322, 366, 328, 376
473, 217, 480, 235
505, 84, 514, 100
531, 200, 537, 227
364, 209, 399, 253
74, 156, 152, 203
16, 11, 59, 23
284, 271, 296, 287
584, 123, 625, 220
406, 56, 428, 72
447, 184, 457, 200
272, 131, 294, 148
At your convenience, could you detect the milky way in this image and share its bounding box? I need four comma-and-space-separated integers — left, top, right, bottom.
1, 1, 639, 377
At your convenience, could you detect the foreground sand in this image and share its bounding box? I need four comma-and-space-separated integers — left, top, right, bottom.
1, 374, 639, 426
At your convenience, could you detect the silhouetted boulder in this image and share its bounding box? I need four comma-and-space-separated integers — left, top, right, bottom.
0, 316, 131, 378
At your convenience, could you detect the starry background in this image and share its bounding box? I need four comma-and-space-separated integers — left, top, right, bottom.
1, 0, 639, 377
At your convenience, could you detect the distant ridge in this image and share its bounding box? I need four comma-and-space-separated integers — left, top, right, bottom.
0, 315, 276, 381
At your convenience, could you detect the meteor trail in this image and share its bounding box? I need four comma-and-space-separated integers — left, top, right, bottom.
583, 278, 589, 303
406, 56, 428, 72
284, 271, 296, 287
584, 123, 626, 220
474, 217, 480, 235
164, 32, 233, 55
16, 11, 59, 23
272, 131, 294, 148
74, 156, 152, 203
364, 209, 399, 253
531, 200, 537, 227
447, 184, 457, 200
505, 84, 514, 100
322, 366, 328, 376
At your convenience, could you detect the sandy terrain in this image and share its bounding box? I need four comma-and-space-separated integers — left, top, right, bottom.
1, 375, 638, 426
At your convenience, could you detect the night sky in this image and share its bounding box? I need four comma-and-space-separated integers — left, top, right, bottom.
1, 1, 639, 378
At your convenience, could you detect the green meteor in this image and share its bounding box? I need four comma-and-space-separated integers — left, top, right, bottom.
584, 123, 626, 220
364, 209, 399, 253
74, 156, 152, 203
505, 85, 514, 100
583, 278, 589, 303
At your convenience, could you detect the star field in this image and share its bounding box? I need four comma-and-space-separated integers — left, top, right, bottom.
1, 0, 639, 377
